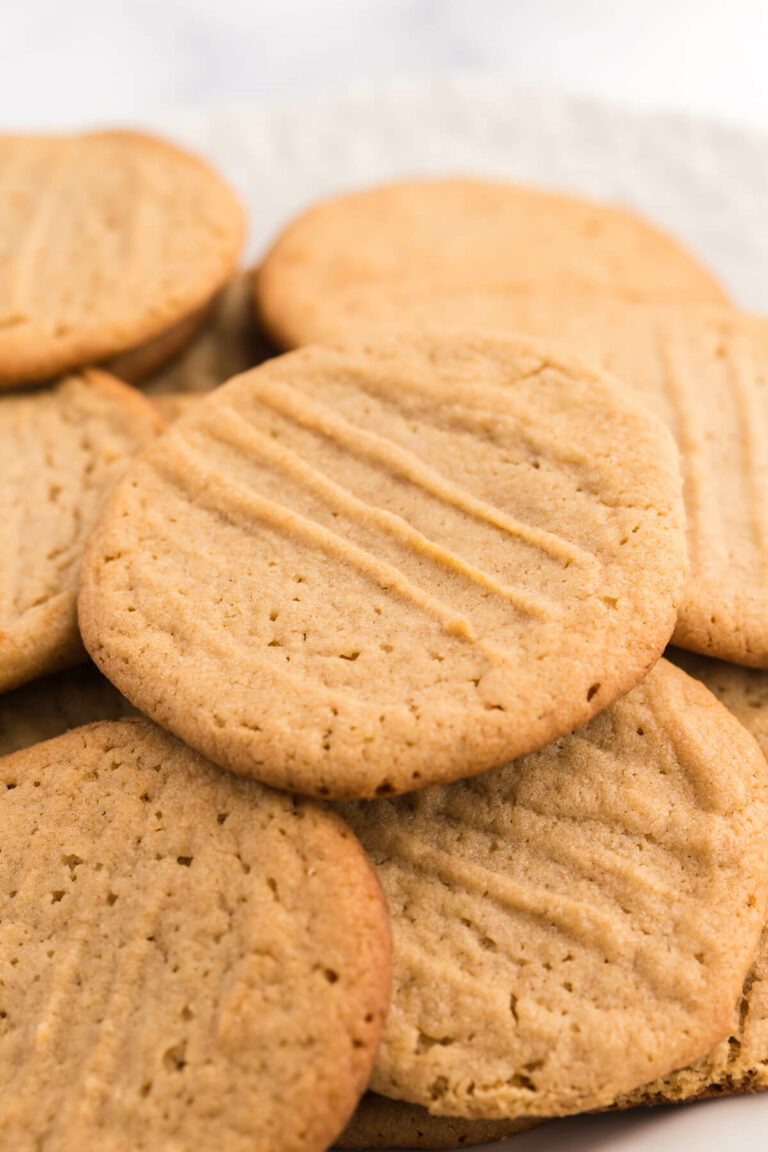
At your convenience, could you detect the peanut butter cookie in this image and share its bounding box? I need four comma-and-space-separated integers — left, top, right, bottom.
337, 661, 768, 1119
79, 332, 686, 798
0, 370, 162, 693
0, 130, 244, 387
254, 180, 728, 349
0, 719, 390, 1151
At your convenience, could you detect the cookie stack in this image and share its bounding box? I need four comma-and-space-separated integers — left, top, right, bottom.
2, 133, 768, 1152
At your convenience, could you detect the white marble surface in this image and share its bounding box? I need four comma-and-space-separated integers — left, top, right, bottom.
4, 0, 768, 132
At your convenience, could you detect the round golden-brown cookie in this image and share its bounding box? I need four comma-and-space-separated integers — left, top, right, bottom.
336, 660, 768, 1120
0, 370, 163, 693
253, 180, 728, 349
79, 332, 686, 799
0, 663, 135, 757
615, 649, 768, 1105
140, 271, 274, 395
0, 719, 391, 1152
347, 298, 768, 666
0, 130, 244, 387
337, 1093, 541, 1149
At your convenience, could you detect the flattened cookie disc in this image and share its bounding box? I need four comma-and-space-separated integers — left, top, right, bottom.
336, 1093, 541, 1149
0, 719, 391, 1152
254, 179, 728, 349
642, 311, 768, 666
337, 661, 768, 1119
0, 370, 163, 693
0, 131, 244, 387
621, 924, 768, 1108
79, 332, 687, 798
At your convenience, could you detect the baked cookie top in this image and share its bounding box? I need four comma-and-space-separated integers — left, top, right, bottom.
0, 130, 244, 386
0, 370, 162, 693
79, 332, 686, 798
0, 719, 390, 1152
670, 651, 768, 748
337, 660, 768, 1119
254, 179, 728, 349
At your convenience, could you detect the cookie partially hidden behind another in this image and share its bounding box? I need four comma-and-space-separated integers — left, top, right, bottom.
0, 130, 244, 387
337, 1093, 541, 1149
337, 660, 768, 1120
79, 332, 686, 798
104, 304, 213, 385
140, 271, 273, 396
0, 719, 391, 1152
254, 179, 728, 349
615, 649, 768, 1106
0, 663, 135, 757
357, 298, 768, 667
0, 370, 163, 693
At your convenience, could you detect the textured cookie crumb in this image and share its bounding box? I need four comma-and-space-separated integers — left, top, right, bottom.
79, 331, 686, 798
0, 370, 162, 692
0, 130, 244, 385
254, 179, 728, 349
0, 719, 391, 1152
615, 648, 768, 1106
337, 660, 768, 1120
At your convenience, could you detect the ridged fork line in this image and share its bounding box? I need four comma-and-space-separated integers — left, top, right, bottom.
240, 377, 598, 569
374, 830, 717, 1002
207, 404, 556, 619
156, 435, 477, 641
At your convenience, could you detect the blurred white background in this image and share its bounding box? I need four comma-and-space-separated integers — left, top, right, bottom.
4, 0, 768, 131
